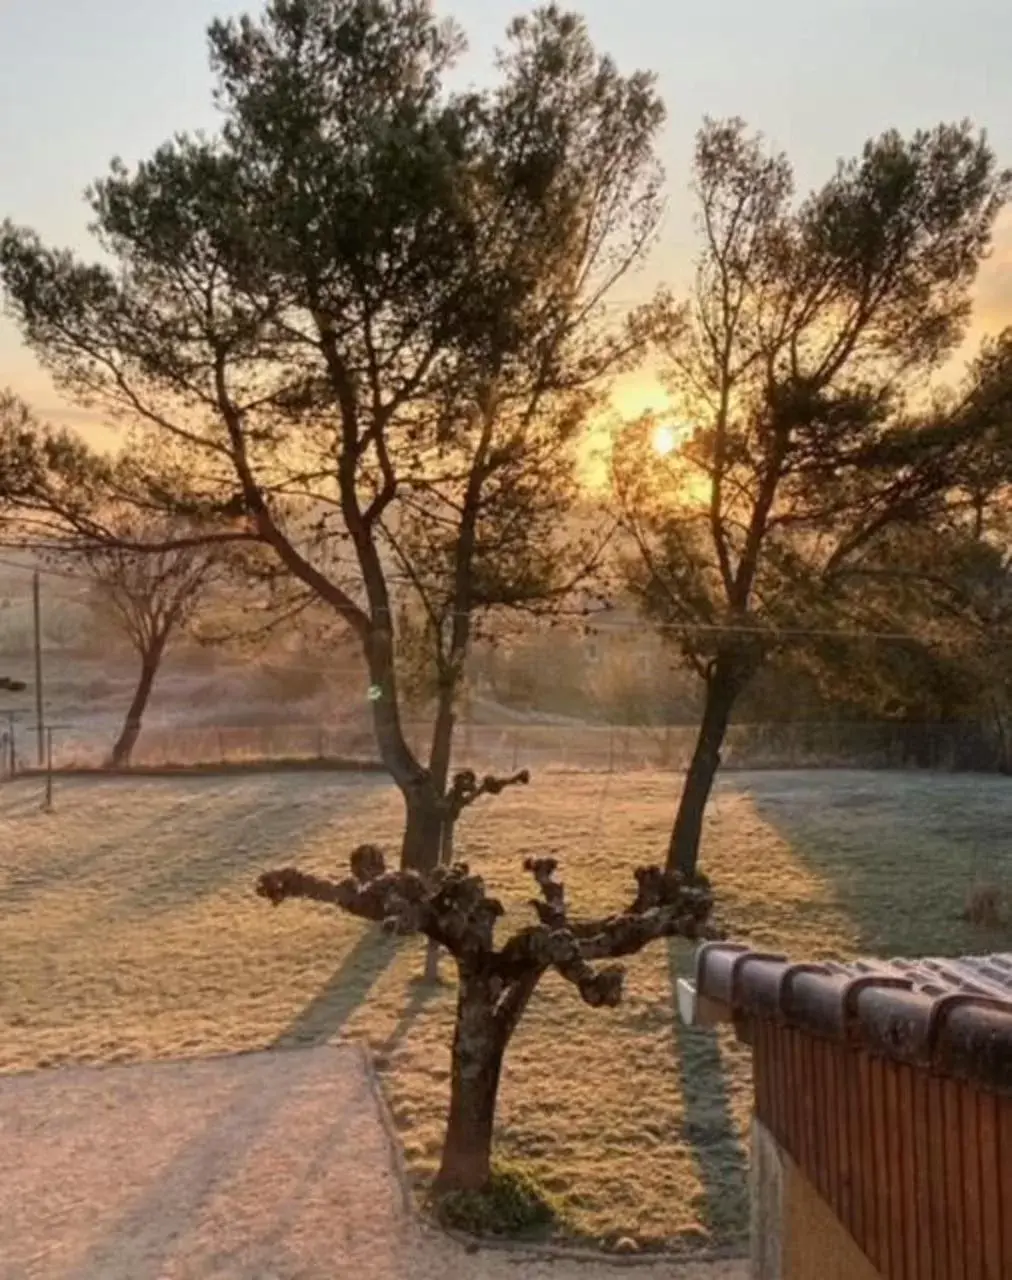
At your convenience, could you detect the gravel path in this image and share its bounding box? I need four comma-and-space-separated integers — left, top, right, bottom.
0, 1045, 748, 1280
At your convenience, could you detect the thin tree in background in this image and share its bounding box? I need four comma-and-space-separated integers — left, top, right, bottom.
65, 525, 220, 767
0, 0, 664, 871
1, 398, 254, 767
614, 117, 1010, 877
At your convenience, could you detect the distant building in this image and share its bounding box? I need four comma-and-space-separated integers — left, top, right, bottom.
679, 943, 1012, 1280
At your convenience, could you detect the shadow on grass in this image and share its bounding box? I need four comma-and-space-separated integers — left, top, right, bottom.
2, 772, 391, 918
0, 783, 247, 910
112, 801, 332, 919
378, 970, 444, 1057
666, 940, 749, 1249
111, 774, 393, 918
739, 770, 1012, 957
272, 927, 403, 1050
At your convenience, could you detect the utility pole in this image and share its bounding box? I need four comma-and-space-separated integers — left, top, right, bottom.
33, 568, 44, 767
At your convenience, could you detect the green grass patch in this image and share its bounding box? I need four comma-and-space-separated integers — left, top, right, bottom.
432, 1160, 563, 1238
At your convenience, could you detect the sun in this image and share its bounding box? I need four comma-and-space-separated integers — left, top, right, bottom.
652, 422, 681, 456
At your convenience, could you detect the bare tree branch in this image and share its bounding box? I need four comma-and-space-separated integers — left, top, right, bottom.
256, 845, 717, 1006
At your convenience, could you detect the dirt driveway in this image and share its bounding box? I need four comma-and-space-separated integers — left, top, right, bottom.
0, 1044, 747, 1279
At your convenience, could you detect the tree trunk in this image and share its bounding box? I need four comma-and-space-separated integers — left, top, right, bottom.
107, 642, 164, 769
421, 677, 460, 974
428, 681, 455, 803
435, 973, 508, 1192
439, 809, 456, 864
992, 700, 1011, 775
667, 656, 741, 878
400, 782, 445, 872
423, 936, 442, 984
423, 814, 458, 982
362, 626, 440, 870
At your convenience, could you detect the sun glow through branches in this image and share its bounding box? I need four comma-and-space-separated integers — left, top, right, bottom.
652, 421, 688, 455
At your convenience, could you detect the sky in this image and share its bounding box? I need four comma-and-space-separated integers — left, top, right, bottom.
1, 0, 1011, 441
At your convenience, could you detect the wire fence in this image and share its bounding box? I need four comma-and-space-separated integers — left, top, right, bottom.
3, 716, 1006, 776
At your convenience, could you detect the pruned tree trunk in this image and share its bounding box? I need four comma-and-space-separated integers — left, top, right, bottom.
256, 844, 717, 1205
667, 656, 740, 878
421, 764, 530, 983
423, 937, 443, 984
422, 682, 459, 977
107, 639, 165, 769
435, 973, 509, 1191
423, 816, 457, 983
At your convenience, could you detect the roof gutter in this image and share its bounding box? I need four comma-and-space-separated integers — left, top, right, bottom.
676, 942, 741, 1029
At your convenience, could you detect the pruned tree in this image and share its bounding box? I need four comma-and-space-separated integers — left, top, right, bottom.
421, 764, 529, 981
62, 524, 221, 767
0, 0, 663, 870
256, 831, 716, 1191
614, 117, 1010, 876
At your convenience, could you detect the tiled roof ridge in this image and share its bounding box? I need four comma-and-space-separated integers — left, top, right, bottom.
692, 943, 1012, 1096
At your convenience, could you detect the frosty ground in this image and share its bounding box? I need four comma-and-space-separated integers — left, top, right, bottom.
2, 767, 1010, 1259
0, 1043, 749, 1280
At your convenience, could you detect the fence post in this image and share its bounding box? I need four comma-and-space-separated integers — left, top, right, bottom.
42, 727, 53, 812
608, 726, 616, 774
511, 731, 519, 772
218, 729, 226, 764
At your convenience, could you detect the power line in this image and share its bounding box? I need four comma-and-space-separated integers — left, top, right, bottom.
357, 607, 932, 644
0, 555, 92, 585
195, 617, 934, 661
583, 619, 924, 643
0, 556, 941, 643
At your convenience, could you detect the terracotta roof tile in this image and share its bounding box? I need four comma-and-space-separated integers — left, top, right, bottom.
691, 943, 1012, 1096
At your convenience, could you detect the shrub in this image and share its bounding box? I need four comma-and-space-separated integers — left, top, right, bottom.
432, 1160, 562, 1239
962, 882, 1011, 930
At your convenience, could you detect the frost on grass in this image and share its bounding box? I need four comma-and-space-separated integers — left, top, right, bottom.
2, 769, 1008, 1248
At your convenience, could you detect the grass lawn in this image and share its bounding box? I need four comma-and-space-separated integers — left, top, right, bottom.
2, 767, 1010, 1254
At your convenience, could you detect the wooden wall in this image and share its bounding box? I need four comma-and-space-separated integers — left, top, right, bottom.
752, 1020, 1012, 1280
